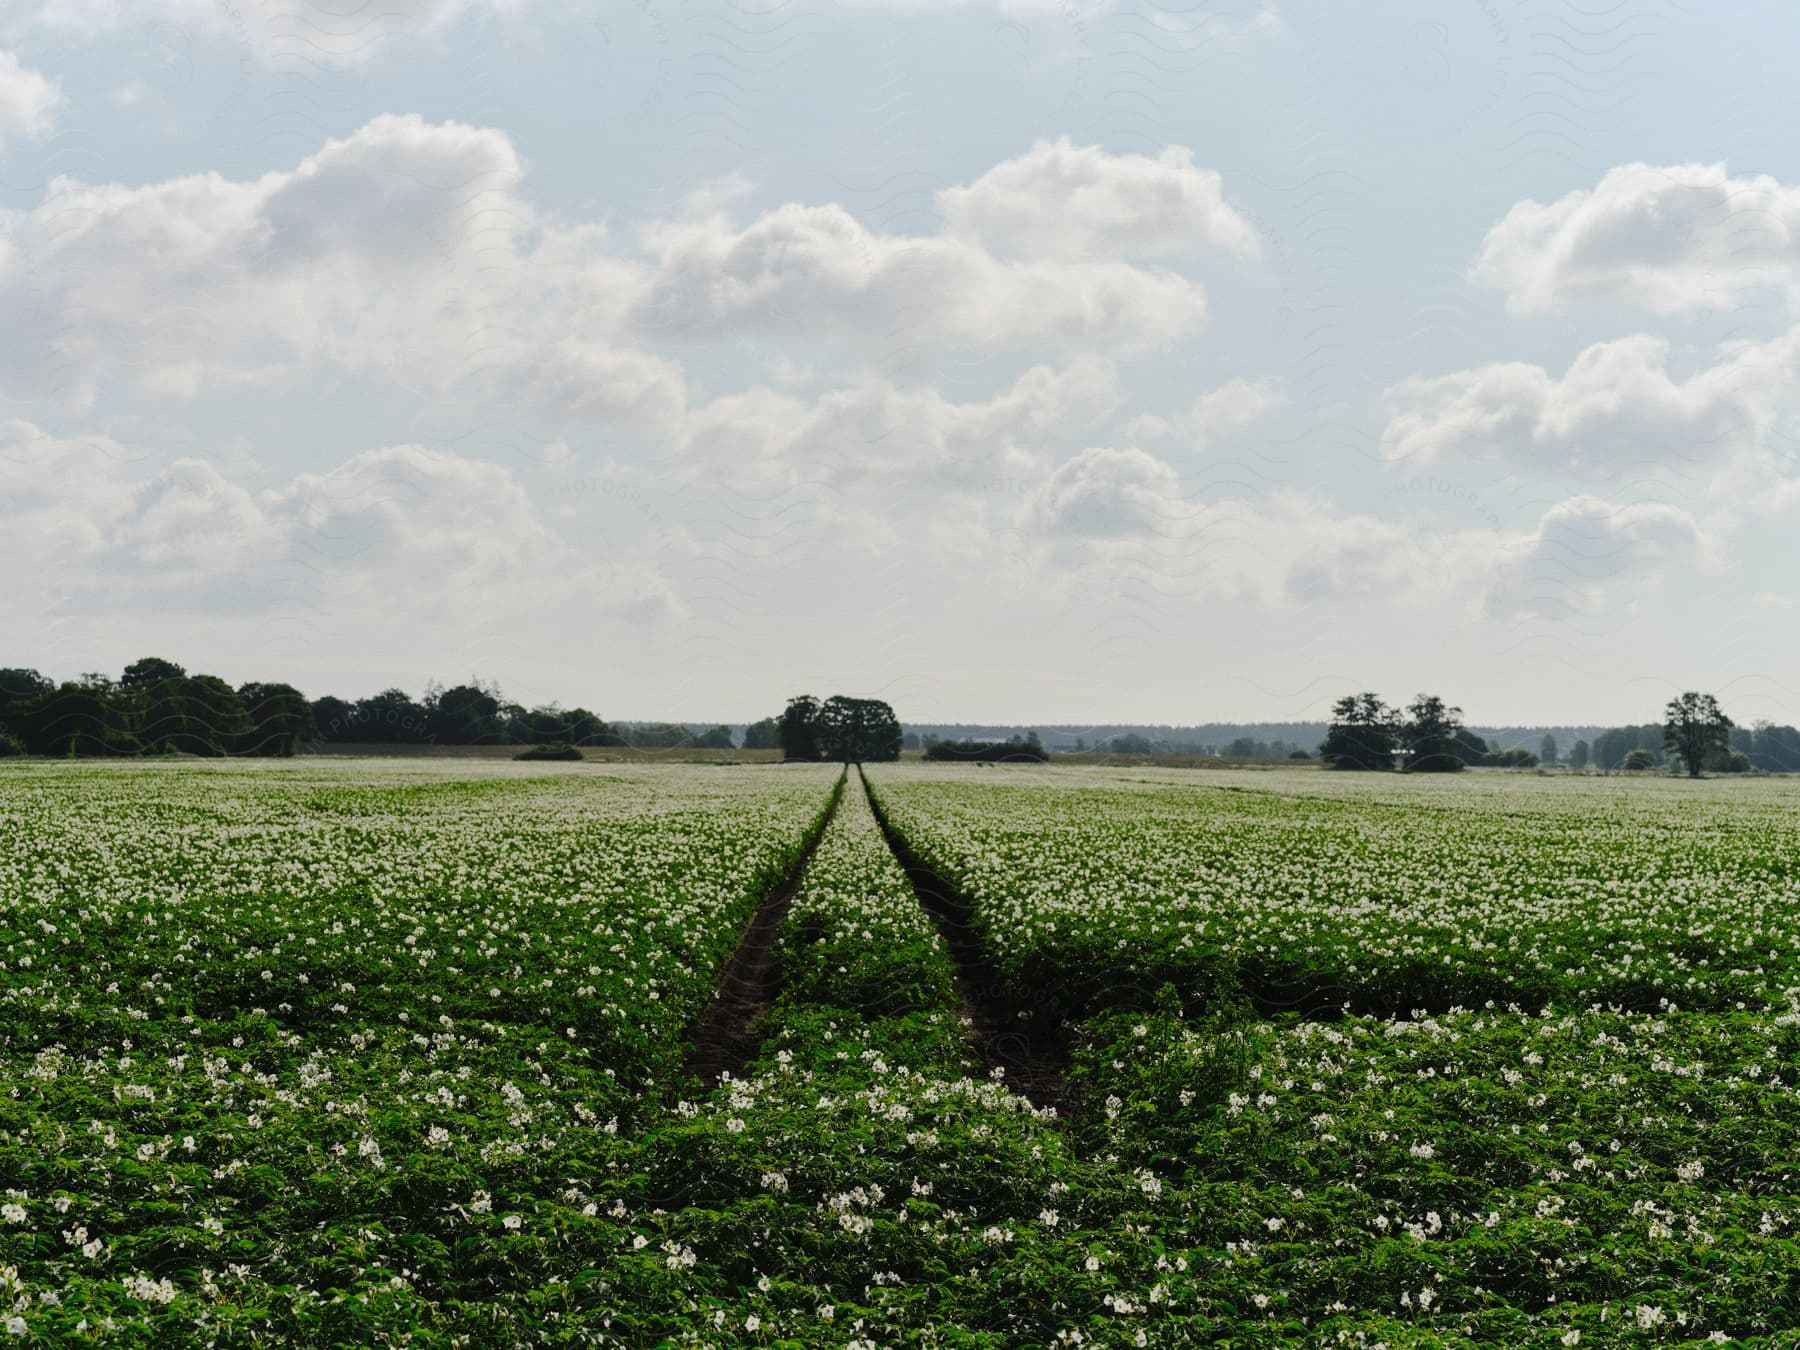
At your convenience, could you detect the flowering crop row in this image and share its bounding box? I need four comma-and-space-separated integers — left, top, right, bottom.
1066, 998, 1800, 1343
864, 764, 1800, 1015
0, 758, 839, 1342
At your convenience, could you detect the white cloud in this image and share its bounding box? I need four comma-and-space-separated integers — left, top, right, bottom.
679, 356, 1122, 491
0, 49, 61, 150
1016, 440, 1708, 618
938, 138, 1259, 261
1381, 331, 1797, 474
1472, 162, 1800, 316
28, 0, 534, 66
633, 198, 1208, 350
1125, 376, 1284, 444
0, 422, 681, 622
0, 118, 1217, 417
1480, 495, 1715, 619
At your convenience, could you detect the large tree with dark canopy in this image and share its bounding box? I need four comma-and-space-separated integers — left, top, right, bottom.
1320, 693, 1399, 770
1663, 692, 1732, 778
779, 695, 823, 761
238, 682, 312, 756
816, 695, 902, 763
1400, 693, 1466, 773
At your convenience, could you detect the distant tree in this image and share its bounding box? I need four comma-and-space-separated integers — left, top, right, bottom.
1320, 693, 1399, 770
779, 696, 823, 761
0, 668, 53, 735
11, 677, 139, 757
1452, 727, 1489, 766
351, 689, 431, 744
237, 682, 311, 756
1622, 748, 1658, 771
816, 696, 902, 763
1482, 747, 1539, 768
692, 725, 735, 750
119, 657, 187, 690
1663, 692, 1732, 779
1401, 694, 1465, 772
1288, 748, 1311, 760
1108, 733, 1156, 755
901, 731, 922, 751
923, 735, 1048, 764
1749, 721, 1800, 772
743, 717, 781, 750
625, 722, 694, 749
1568, 738, 1590, 772
1539, 734, 1558, 767
428, 683, 505, 744
311, 696, 355, 743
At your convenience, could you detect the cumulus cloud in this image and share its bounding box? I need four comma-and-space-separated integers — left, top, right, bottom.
1472, 162, 1800, 315
1381, 331, 1798, 474
633, 199, 1208, 350
0, 422, 680, 622
938, 138, 1259, 261
0, 49, 60, 150
1015, 440, 1707, 618
1480, 495, 1715, 618
27, 0, 533, 66
1125, 376, 1284, 444
678, 356, 1122, 491
0, 118, 1222, 415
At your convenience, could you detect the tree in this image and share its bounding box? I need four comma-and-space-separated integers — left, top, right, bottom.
10, 677, 139, 757
1568, 738, 1590, 772
351, 689, 431, 744
1400, 693, 1464, 772
1108, 733, 1155, 755
1539, 734, 1558, 767
1320, 693, 1399, 770
692, 725, 735, 750
238, 682, 311, 756
1622, 748, 1658, 771
778, 696, 822, 761
1749, 721, 1800, 772
742, 717, 781, 750
1663, 692, 1732, 779
120, 657, 186, 690
816, 696, 902, 763
311, 696, 355, 743
0, 668, 53, 736
428, 683, 505, 744
1452, 727, 1489, 766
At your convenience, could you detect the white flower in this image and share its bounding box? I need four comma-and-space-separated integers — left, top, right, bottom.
0, 1206, 23, 1225
1039, 1208, 1059, 1227
502, 1214, 522, 1231
469, 1191, 492, 1215
744, 1314, 760, 1331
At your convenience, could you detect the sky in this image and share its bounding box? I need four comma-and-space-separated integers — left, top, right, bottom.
3, 0, 1799, 727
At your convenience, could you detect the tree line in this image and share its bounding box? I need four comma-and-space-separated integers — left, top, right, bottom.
0, 660, 737, 758
1321, 691, 1756, 777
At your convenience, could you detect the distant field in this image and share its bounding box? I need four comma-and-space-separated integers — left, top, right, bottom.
1, 759, 1795, 1344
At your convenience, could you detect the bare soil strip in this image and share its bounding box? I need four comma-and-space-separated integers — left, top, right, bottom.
684, 780, 843, 1089
859, 767, 1068, 1110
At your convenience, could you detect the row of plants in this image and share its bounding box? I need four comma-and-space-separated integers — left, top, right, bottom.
0, 759, 842, 1342
862, 765, 1800, 1017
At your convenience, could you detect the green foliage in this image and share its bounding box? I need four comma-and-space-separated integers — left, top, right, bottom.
1321, 693, 1400, 770
1664, 691, 1734, 778
922, 734, 1048, 763
512, 741, 584, 761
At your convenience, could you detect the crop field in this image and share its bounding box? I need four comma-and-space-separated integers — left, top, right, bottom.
1, 761, 1798, 1345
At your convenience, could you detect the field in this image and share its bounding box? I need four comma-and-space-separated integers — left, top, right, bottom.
1, 761, 1797, 1345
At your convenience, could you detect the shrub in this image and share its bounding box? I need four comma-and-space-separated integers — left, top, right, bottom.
513, 741, 583, 761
